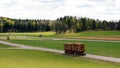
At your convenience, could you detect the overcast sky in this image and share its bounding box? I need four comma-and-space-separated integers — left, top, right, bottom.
0, 0, 120, 21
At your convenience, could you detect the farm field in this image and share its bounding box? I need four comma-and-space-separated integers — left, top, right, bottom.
0, 49, 119, 68
0, 31, 55, 37
8, 39, 120, 58
1, 31, 120, 41
52, 31, 120, 37
0, 31, 120, 37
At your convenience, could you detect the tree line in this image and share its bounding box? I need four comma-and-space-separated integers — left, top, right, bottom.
0, 16, 120, 33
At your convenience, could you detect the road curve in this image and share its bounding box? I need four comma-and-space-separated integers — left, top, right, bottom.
0, 40, 120, 63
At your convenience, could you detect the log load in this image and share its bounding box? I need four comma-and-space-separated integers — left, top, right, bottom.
64, 42, 86, 56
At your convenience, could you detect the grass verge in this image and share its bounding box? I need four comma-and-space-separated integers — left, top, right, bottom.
0, 44, 15, 48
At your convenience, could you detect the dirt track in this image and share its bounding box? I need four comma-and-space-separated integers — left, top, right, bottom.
64, 37, 120, 41
0, 40, 120, 63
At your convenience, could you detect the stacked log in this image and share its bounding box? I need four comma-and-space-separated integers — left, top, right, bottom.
64, 43, 73, 54
64, 42, 86, 56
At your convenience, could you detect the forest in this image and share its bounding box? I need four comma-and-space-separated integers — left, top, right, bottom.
0, 16, 120, 33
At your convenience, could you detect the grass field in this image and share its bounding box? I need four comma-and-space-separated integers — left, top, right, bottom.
8, 40, 120, 58
0, 49, 119, 68
0, 31, 55, 37
0, 31, 120, 37
53, 31, 120, 37
0, 44, 15, 48
1, 31, 120, 41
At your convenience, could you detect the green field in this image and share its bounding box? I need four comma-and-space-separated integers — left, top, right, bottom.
0, 49, 119, 68
53, 31, 120, 37
0, 31, 55, 37
8, 40, 120, 58
0, 31, 120, 37
0, 31, 120, 67
0, 44, 15, 48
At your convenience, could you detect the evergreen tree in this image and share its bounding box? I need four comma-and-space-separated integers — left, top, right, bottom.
102, 20, 107, 30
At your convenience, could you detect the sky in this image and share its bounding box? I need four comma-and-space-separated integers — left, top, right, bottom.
0, 0, 120, 21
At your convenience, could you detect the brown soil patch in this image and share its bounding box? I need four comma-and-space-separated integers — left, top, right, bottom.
64, 37, 120, 41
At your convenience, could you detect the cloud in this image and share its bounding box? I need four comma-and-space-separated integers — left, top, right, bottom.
0, 0, 120, 21
38, 0, 64, 3
77, 4, 94, 8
